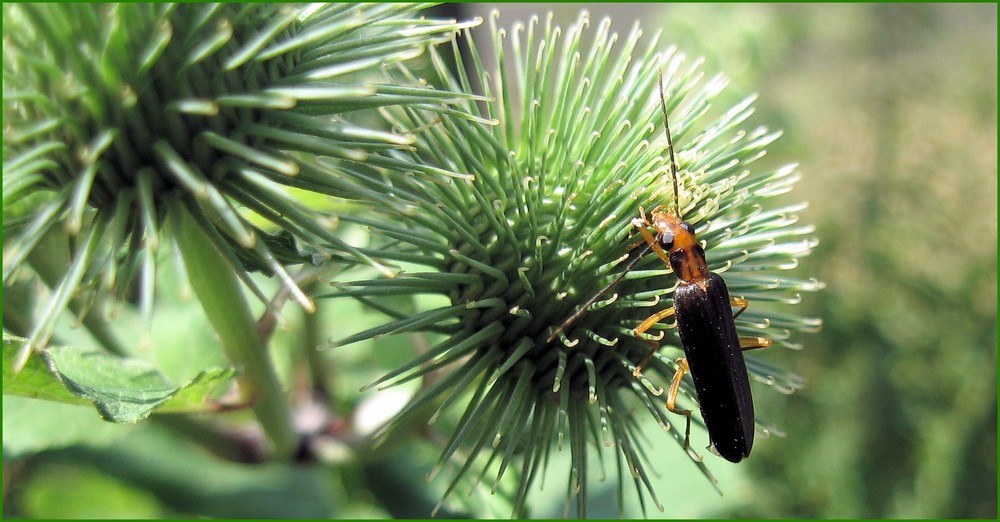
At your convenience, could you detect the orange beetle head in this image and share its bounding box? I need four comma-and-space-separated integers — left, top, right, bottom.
650, 208, 708, 283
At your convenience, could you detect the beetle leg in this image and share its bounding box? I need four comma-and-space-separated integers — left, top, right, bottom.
631, 306, 677, 377
627, 207, 651, 248
635, 224, 673, 268
626, 235, 648, 252
739, 336, 772, 351
666, 357, 694, 454
632, 340, 659, 378
730, 297, 772, 351
730, 296, 749, 319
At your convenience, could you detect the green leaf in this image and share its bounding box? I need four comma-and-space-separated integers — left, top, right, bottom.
3, 335, 237, 422
156, 367, 239, 414
3, 336, 89, 405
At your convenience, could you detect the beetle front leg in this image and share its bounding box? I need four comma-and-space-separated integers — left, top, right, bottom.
633, 220, 673, 268
631, 306, 676, 377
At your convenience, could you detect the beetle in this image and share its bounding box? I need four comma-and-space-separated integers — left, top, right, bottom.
631, 72, 773, 463
549, 71, 771, 462
629, 205, 770, 462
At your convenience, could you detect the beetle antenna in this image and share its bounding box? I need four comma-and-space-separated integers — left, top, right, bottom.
547, 71, 680, 346
658, 69, 680, 217
546, 242, 654, 344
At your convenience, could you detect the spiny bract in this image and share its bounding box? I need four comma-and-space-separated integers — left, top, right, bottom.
322, 10, 822, 518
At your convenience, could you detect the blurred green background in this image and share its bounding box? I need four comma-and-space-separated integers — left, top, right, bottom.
4, 3, 996, 518
648, 2, 998, 518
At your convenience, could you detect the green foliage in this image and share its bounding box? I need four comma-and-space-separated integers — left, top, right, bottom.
3, 334, 236, 422
20, 3, 988, 519
2, 3, 479, 371
14, 425, 337, 518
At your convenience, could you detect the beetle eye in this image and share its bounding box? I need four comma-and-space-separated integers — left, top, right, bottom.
658, 232, 674, 250
680, 222, 695, 234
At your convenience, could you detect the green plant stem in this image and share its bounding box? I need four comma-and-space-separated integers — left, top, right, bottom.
171, 201, 298, 459
300, 280, 330, 395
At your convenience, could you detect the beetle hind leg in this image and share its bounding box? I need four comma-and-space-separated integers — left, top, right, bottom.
730, 296, 750, 319
666, 357, 700, 460
731, 297, 773, 352
739, 336, 772, 351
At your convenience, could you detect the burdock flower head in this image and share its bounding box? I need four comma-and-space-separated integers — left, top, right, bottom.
3, 3, 479, 455
325, 10, 822, 517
